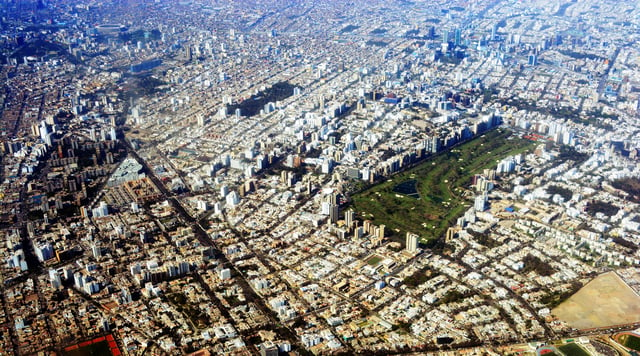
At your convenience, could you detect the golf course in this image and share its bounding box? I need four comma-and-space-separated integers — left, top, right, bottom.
350, 128, 535, 243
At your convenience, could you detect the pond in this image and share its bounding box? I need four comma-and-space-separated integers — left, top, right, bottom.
392, 179, 419, 198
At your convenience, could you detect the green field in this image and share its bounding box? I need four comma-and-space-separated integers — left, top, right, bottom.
618, 334, 640, 351
365, 255, 383, 266
350, 129, 534, 242
558, 342, 590, 356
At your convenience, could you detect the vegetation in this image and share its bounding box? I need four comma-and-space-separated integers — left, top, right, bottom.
558, 343, 590, 356
365, 255, 383, 266
63, 340, 112, 356
392, 180, 419, 198
435, 290, 472, 306
483, 87, 499, 102
227, 81, 295, 117
166, 293, 210, 328
340, 25, 359, 33
618, 333, 640, 351
370, 28, 388, 35
118, 75, 168, 102
542, 281, 582, 308
612, 237, 638, 252
554, 3, 573, 17
522, 254, 555, 276
466, 229, 500, 248
585, 200, 618, 217
404, 29, 420, 37
27, 210, 45, 221
119, 29, 162, 43
349, 129, 535, 242
10, 39, 78, 64
546, 185, 573, 201
393, 320, 412, 334
366, 40, 388, 47
497, 97, 615, 130
556, 146, 590, 165
437, 55, 464, 66
611, 177, 640, 203
403, 267, 439, 288
559, 49, 604, 61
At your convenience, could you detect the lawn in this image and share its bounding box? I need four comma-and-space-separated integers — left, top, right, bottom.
558, 342, 590, 356
350, 129, 534, 243
365, 255, 383, 266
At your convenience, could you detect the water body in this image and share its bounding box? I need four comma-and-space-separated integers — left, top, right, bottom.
392, 179, 419, 199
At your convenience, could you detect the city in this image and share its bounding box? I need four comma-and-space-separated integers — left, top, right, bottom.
1, 0, 640, 355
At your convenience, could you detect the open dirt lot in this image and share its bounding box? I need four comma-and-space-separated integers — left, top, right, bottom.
552, 271, 640, 329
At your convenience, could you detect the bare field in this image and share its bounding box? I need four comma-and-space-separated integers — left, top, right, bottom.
552, 272, 640, 330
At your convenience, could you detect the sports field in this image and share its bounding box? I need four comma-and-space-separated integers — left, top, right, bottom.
558, 342, 590, 356
552, 272, 640, 329
616, 333, 640, 351
350, 128, 534, 242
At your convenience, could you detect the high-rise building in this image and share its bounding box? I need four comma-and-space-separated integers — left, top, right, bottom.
474, 193, 488, 212
446, 227, 458, 242
406, 233, 419, 253
91, 243, 101, 259
442, 29, 450, 44
35, 242, 54, 262
260, 342, 279, 356
428, 26, 436, 39
329, 204, 339, 224
49, 269, 62, 289
345, 210, 354, 230
185, 45, 192, 61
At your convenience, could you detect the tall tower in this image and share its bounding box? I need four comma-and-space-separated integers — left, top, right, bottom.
185, 45, 192, 61
442, 29, 450, 44
345, 210, 354, 231
406, 232, 419, 253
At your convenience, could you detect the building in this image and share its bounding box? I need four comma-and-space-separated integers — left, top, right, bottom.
49, 269, 62, 289
329, 204, 339, 224
220, 268, 231, 280
406, 232, 419, 253
345, 210, 354, 230
35, 242, 54, 262
474, 193, 488, 212
260, 342, 279, 356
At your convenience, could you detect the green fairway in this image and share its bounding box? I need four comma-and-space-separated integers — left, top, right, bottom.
350, 129, 534, 242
